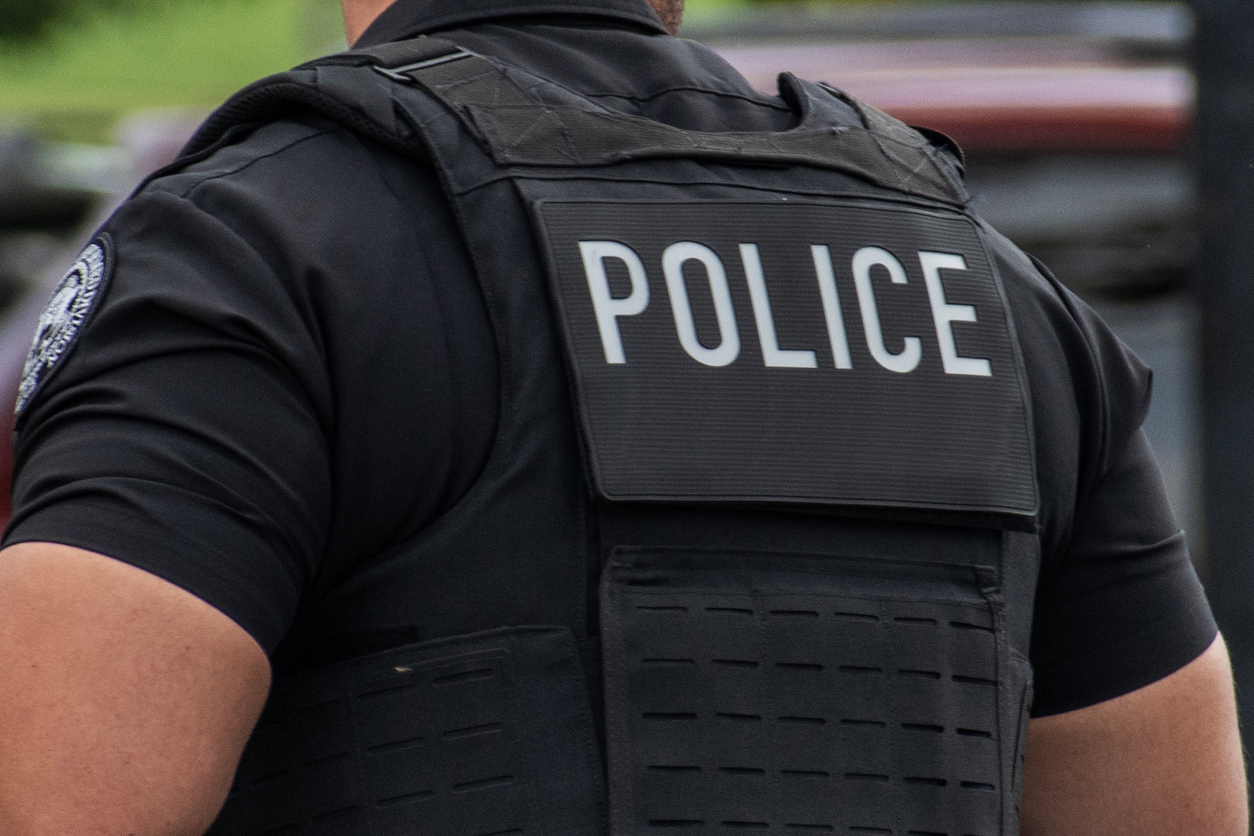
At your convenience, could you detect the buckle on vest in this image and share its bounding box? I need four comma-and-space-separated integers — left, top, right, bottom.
373, 48, 476, 83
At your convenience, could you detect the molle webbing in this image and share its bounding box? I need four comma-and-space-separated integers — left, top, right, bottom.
601, 549, 1023, 836
206, 628, 605, 836
183, 37, 967, 206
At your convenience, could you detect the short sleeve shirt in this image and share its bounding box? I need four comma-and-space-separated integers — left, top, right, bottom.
3, 0, 1215, 718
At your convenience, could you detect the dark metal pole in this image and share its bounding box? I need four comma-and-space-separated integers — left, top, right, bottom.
1193, 0, 1254, 743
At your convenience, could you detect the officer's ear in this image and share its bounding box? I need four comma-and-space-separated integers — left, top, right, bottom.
645, 0, 683, 34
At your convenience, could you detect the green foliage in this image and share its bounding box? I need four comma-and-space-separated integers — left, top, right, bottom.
0, 0, 137, 42
0, 0, 327, 141
0, 0, 59, 41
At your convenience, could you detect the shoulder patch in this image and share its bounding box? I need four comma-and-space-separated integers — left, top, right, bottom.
16, 234, 114, 417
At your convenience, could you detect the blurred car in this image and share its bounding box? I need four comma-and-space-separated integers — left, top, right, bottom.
688, 0, 1194, 295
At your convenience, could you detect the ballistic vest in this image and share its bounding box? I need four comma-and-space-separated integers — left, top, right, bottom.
186, 34, 1043, 836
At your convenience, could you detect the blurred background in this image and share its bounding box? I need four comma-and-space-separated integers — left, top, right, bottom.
1, 0, 1252, 751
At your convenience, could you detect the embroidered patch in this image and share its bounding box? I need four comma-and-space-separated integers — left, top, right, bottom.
16, 234, 114, 417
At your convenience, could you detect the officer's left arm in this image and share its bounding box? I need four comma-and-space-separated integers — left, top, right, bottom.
1020, 632, 1247, 836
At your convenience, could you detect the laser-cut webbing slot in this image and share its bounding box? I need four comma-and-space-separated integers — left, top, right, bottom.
206, 627, 603, 836
600, 548, 1018, 836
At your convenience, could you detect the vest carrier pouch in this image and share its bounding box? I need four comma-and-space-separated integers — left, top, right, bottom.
184, 35, 1041, 836
208, 627, 604, 835
600, 546, 1024, 836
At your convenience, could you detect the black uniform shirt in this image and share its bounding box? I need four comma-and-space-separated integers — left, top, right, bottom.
4, 0, 1215, 717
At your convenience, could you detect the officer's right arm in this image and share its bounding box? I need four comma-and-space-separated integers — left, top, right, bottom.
0, 541, 270, 836
1020, 633, 1247, 836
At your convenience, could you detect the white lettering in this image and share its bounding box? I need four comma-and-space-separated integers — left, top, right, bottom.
662, 242, 740, 367
811, 245, 853, 369
740, 244, 817, 369
919, 251, 992, 377
579, 241, 650, 364
852, 246, 922, 374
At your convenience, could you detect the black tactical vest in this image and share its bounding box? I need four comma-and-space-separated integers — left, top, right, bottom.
186, 35, 1043, 836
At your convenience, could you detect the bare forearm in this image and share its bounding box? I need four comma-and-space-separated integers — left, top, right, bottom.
0, 543, 270, 835
1021, 634, 1247, 836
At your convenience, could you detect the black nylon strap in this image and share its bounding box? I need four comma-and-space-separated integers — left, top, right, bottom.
180, 35, 966, 206
387, 48, 965, 204
178, 38, 470, 160
344, 36, 469, 70
181, 77, 423, 159
461, 97, 962, 202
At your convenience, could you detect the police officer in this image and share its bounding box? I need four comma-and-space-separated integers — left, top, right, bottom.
0, 0, 1245, 833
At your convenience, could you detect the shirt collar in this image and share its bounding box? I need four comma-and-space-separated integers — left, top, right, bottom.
355, 0, 668, 47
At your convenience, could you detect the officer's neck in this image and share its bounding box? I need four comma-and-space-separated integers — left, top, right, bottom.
341, 0, 395, 45
340, 0, 684, 43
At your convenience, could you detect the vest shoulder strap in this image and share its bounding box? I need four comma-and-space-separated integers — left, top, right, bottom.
176, 36, 967, 205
